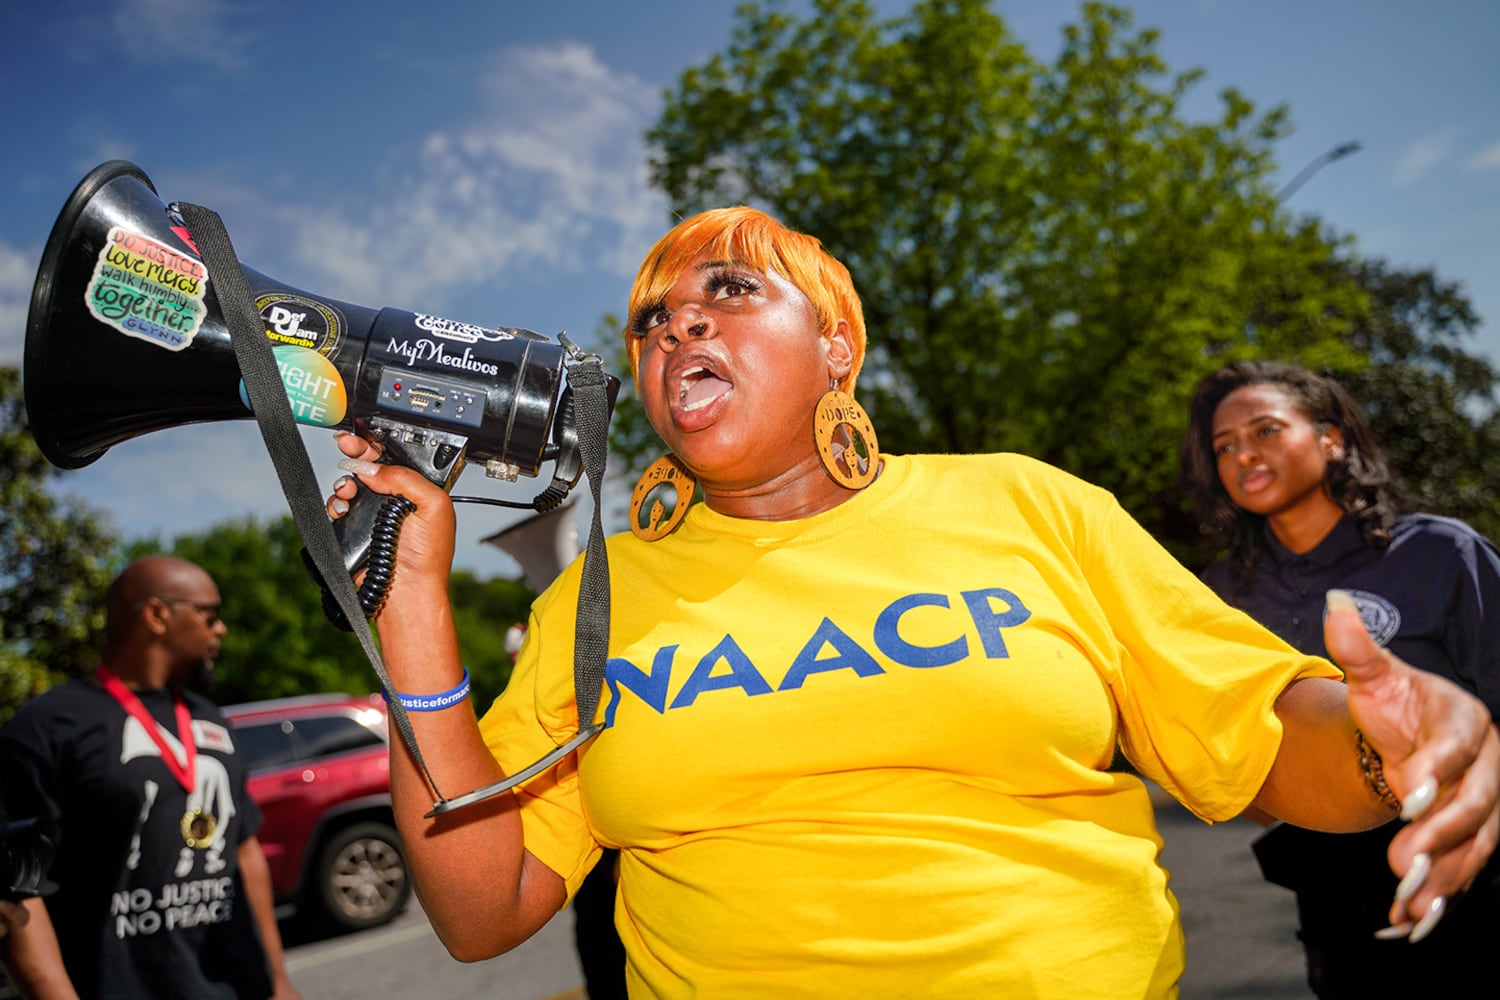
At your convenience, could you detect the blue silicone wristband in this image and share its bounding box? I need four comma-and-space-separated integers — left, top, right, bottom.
383, 668, 471, 712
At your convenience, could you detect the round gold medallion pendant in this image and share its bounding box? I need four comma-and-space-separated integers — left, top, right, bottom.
181, 808, 218, 849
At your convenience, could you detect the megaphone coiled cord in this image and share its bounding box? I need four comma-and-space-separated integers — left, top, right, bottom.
359, 494, 418, 620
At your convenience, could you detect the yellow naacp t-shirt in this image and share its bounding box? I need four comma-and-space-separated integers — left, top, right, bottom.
479, 453, 1338, 999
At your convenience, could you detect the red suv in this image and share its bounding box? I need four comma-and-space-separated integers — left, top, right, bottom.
223, 693, 411, 932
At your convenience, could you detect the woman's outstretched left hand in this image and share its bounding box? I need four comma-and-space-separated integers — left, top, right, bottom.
1326, 589, 1500, 940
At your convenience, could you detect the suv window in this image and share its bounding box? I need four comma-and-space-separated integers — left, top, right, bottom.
232, 714, 383, 774
294, 715, 384, 759
234, 720, 299, 772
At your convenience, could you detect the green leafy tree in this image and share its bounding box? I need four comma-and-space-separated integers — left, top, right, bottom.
646, 0, 1368, 555
449, 570, 537, 709
1168, 251, 1500, 571
129, 517, 376, 704
601, 311, 659, 476
1329, 258, 1500, 541
136, 515, 539, 710
0, 366, 122, 724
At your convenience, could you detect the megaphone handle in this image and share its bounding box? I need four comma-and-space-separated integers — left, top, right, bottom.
332, 479, 386, 573
316, 482, 416, 630
315, 422, 467, 630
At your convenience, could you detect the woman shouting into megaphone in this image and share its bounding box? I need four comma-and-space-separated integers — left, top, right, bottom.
327, 207, 1500, 999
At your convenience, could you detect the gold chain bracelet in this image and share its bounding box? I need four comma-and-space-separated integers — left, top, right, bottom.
1355, 729, 1401, 813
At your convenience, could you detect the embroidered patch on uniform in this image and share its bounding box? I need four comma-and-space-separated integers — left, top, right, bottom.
1344, 590, 1401, 647
192, 719, 235, 754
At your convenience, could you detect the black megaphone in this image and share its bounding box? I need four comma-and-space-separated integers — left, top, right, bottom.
23, 160, 619, 593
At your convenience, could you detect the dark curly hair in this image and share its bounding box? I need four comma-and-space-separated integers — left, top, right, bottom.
1179, 361, 1414, 585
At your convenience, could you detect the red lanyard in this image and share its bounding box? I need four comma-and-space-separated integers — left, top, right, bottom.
95, 664, 196, 794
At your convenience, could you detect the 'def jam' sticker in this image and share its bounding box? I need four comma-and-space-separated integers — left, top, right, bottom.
238, 345, 348, 427
256, 293, 343, 357
86, 226, 209, 351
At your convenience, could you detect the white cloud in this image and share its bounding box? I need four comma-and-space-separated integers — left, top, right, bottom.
51, 420, 547, 574
1463, 141, 1500, 172
110, 0, 256, 72
0, 240, 39, 366
1391, 132, 1456, 187
82, 140, 142, 172
269, 41, 668, 306
55, 424, 295, 533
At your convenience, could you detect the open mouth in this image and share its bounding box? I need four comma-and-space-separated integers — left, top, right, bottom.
1238, 469, 1274, 493
678, 365, 733, 413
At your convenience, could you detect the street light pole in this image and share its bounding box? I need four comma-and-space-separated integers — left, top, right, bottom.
1276, 140, 1362, 202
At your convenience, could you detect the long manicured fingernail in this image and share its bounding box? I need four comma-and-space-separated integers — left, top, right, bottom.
1374, 922, 1414, 940
331, 498, 349, 516
333, 475, 354, 491
337, 458, 380, 477
1402, 776, 1438, 820
1394, 853, 1430, 904
1409, 896, 1447, 943
1325, 588, 1357, 614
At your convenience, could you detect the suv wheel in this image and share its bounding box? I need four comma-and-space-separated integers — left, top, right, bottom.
313, 821, 411, 931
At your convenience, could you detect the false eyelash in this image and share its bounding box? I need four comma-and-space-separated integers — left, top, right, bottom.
628, 304, 663, 338
628, 265, 764, 337
702, 268, 763, 296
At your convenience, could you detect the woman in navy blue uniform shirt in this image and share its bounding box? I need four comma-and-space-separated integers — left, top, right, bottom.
1181, 360, 1500, 999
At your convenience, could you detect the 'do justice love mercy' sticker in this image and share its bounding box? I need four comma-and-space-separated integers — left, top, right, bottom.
86, 226, 209, 351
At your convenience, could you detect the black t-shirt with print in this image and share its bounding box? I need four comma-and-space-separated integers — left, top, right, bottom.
0, 677, 272, 1000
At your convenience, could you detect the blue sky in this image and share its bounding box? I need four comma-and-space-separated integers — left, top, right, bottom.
2, 0, 1496, 577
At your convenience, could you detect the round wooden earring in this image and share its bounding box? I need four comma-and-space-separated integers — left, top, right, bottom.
813, 390, 880, 490
629, 454, 697, 541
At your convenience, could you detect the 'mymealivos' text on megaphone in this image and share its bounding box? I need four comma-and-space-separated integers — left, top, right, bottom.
23, 160, 619, 582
